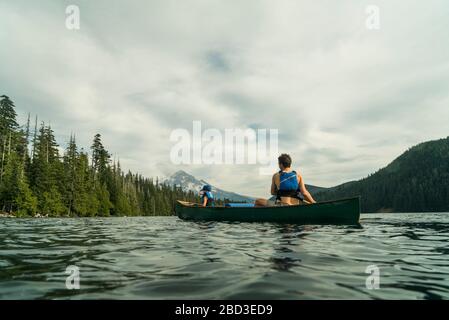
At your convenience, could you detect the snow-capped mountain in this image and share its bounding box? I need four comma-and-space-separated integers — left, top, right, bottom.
163, 170, 255, 202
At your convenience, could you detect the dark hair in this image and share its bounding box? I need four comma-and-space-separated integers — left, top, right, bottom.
278, 154, 292, 168
201, 185, 212, 192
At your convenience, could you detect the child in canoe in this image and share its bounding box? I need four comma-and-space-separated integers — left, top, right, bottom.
200, 185, 215, 207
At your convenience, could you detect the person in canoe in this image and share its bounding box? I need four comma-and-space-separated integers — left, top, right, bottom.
200, 184, 215, 207
255, 153, 316, 207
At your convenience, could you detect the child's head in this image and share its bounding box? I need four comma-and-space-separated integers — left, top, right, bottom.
201, 185, 212, 192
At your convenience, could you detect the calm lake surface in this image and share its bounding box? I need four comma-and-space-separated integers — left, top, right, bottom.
1, 213, 449, 300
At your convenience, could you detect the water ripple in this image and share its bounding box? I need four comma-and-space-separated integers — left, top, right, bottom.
1, 213, 449, 299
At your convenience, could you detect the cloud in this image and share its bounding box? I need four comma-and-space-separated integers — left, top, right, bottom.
205, 51, 231, 73
1, 0, 449, 197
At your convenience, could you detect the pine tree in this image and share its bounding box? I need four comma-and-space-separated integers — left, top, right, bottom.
72, 151, 95, 216
0, 95, 19, 139
91, 133, 110, 183
0, 96, 18, 185
30, 123, 66, 214
63, 134, 78, 215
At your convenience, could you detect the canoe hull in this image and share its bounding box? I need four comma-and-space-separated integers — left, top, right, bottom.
176, 197, 361, 225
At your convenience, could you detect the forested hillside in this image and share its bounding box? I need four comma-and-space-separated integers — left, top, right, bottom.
0, 95, 198, 217
316, 137, 449, 213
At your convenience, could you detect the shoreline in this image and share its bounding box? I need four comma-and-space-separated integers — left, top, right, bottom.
0, 212, 175, 218
0, 212, 16, 218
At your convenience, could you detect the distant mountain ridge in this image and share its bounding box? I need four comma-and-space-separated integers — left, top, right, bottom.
305, 184, 327, 195
163, 170, 255, 202
164, 170, 326, 202
316, 137, 449, 213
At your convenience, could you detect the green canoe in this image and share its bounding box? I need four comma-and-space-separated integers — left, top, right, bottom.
175, 197, 361, 225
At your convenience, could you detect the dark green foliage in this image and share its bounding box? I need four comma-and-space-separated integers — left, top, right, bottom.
0, 152, 37, 214
41, 186, 66, 216
16, 178, 38, 216
0, 95, 198, 216
91, 133, 110, 183
0, 95, 18, 137
316, 137, 449, 213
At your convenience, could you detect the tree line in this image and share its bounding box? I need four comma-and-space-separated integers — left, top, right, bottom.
0, 95, 199, 217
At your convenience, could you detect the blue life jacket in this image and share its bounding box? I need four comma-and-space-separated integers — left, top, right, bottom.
201, 191, 215, 207
277, 170, 304, 201
279, 171, 299, 191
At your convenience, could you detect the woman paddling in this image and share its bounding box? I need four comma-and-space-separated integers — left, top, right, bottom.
255, 154, 316, 207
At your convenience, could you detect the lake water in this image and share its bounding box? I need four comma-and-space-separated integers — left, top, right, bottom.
1, 213, 449, 300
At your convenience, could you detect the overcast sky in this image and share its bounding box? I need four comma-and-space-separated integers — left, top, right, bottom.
1, 0, 449, 197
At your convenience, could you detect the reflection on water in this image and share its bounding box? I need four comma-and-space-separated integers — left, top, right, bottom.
0, 213, 449, 299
